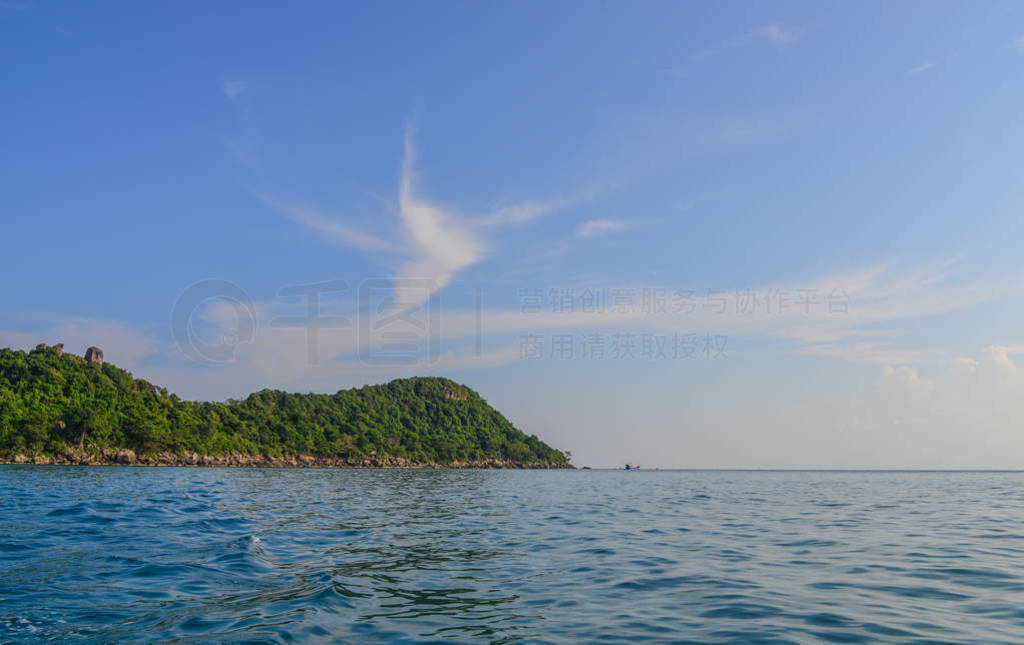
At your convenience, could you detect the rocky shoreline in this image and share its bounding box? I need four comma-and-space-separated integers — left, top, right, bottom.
1, 449, 574, 469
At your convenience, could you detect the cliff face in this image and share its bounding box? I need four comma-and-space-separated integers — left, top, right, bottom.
0, 346, 572, 468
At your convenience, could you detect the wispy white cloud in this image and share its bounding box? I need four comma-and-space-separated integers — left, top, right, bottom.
979, 344, 1024, 368
478, 195, 581, 227
476, 201, 555, 226
222, 80, 247, 98
395, 127, 484, 305
181, 257, 1016, 399
263, 197, 400, 253
606, 340, 1024, 469
749, 24, 804, 47
664, 24, 804, 76
266, 126, 602, 308
422, 256, 1020, 368
635, 110, 824, 153
904, 61, 936, 76
799, 342, 947, 366
575, 219, 627, 238
476, 182, 609, 227
2, 256, 1018, 406
882, 364, 935, 391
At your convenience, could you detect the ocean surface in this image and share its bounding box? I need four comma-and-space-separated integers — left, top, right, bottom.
2, 468, 1024, 643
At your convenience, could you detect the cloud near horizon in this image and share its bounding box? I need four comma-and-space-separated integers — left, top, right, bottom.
4, 256, 1024, 469
1, 255, 1015, 401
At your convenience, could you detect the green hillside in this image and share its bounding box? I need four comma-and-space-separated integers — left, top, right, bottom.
0, 345, 570, 467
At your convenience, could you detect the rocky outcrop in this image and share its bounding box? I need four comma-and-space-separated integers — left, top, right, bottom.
85, 346, 104, 366
32, 342, 64, 356
1, 450, 574, 469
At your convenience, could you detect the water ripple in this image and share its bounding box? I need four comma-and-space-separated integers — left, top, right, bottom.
2, 468, 1024, 642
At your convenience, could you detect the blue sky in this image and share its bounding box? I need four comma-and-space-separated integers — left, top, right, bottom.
3, 2, 1024, 467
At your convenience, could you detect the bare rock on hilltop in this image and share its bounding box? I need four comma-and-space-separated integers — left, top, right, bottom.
85, 346, 104, 366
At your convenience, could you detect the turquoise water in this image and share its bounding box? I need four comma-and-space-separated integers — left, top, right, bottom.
2, 468, 1024, 643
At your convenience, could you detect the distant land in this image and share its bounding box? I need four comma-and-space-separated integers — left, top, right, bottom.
0, 345, 572, 468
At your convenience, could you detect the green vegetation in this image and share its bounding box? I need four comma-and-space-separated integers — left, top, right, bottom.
0, 346, 569, 465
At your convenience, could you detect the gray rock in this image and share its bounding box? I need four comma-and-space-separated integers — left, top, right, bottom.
85, 346, 104, 366
115, 449, 136, 464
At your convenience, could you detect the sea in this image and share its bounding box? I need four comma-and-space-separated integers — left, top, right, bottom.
2, 467, 1023, 643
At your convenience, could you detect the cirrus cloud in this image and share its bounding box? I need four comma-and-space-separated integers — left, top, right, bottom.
575, 219, 627, 238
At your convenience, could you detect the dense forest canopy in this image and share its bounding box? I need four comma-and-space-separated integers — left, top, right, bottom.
0, 346, 569, 465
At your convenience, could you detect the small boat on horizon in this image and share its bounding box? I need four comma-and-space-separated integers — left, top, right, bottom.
624, 463, 640, 470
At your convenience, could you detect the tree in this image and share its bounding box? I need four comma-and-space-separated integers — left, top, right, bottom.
66, 406, 113, 450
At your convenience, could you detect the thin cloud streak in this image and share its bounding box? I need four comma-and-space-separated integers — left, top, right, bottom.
396, 126, 484, 305
426, 256, 1020, 366
905, 62, 936, 76
667, 23, 805, 74
749, 24, 804, 47
263, 197, 400, 253
2, 257, 1018, 401
477, 196, 582, 227
476, 182, 609, 227
267, 126, 606, 308
575, 219, 627, 238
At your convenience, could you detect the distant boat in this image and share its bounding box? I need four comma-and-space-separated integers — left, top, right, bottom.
624, 463, 640, 470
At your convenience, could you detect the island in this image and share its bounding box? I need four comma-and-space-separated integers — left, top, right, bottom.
0, 345, 572, 468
